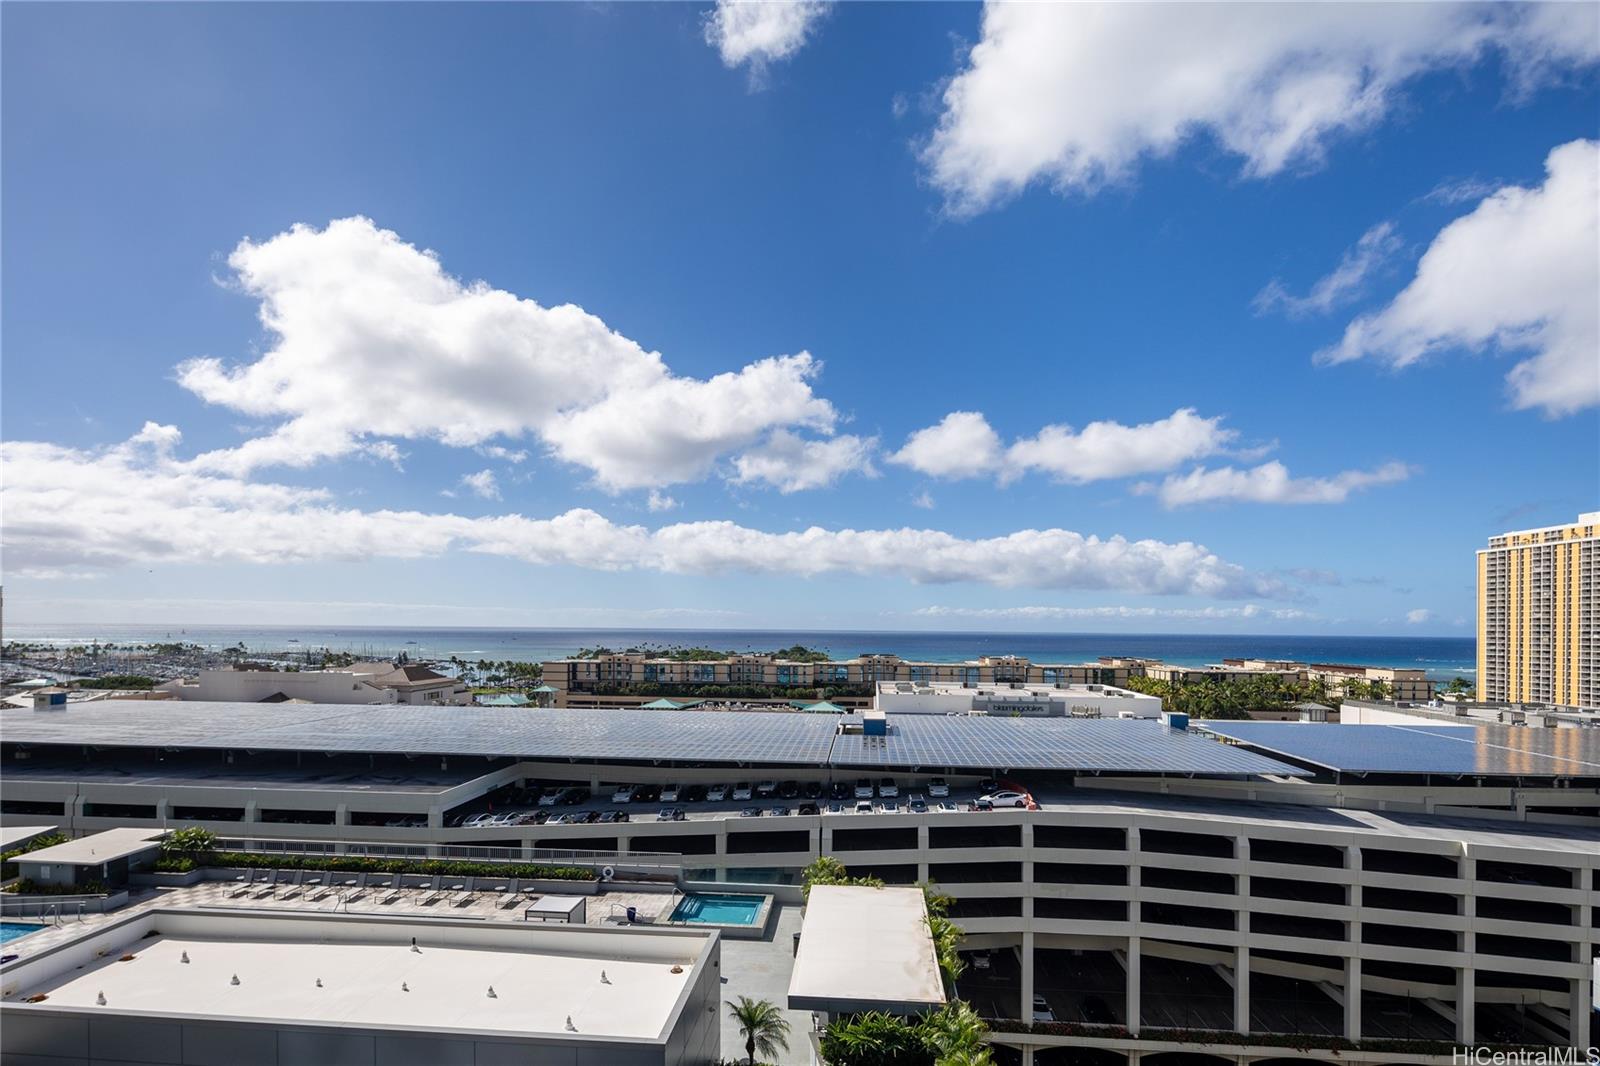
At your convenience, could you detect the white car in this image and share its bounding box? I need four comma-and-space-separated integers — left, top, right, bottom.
732, 782, 753, 801
1031, 994, 1055, 1023
461, 812, 493, 827
854, 778, 874, 799
854, 799, 873, 813
706, 783, 729, 802
979, 789, 1029, 809
611, 785, 636, 804
754, 780, 777, 797
537, 787, 564, 807
660, 784, 681, 803
878, 778, 899, 798
928, 778, 950, 798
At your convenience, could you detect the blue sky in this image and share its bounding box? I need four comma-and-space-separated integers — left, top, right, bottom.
3, 2, 1597, 634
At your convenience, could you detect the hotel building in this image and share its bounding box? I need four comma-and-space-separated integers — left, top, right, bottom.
1478, 511, 1599, 708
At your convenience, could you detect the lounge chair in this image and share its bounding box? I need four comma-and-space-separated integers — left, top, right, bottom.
400, 874, 432, 901
377, 875, 404, 904
420, 877, 445, 906
308, 875, 334, 902
449, 881, 473, 907
275, 871, 304, 900
226, 872, 252, 898
491, 879, 519, 909
293, 873, 323, 900
252, 870, 279, 898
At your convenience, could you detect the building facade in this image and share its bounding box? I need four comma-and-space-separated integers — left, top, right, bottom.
1478, 511, 1599, 708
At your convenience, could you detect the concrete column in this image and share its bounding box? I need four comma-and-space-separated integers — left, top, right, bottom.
1234, 945, 1250, 1035
1458, 854, 1476, 1045
1019, 1046, 1034, 1066
1345, 844, 1362, 1041
244, 801, 259, 824
334, 804, 349, 827
426, 806, 443, 829
1570, 974, 1592, 1051
1127, 936, 1142, 1036
1021, 930, 1035, 1026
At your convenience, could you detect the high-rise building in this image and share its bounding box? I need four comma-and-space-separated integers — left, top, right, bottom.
1477, 510, 1598, 707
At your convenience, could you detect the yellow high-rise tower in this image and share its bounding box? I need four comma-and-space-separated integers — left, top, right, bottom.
1476, 511, 1598, 707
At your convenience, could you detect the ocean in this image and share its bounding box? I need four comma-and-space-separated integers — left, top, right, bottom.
2, 624, 1477, 679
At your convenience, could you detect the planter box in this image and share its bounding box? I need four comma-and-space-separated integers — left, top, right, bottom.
519, 879, 601, 896
130, 870, 206, 888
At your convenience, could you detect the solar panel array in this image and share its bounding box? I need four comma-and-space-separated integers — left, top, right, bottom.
0, 700, 1308, 776
830, 716, 1304, 775
1198, 721, 1600, 777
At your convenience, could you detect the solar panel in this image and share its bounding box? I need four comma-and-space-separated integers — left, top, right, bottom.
1197, 721, 1600, 777
828, 716, 1305, 776
1, 701, 1305, 776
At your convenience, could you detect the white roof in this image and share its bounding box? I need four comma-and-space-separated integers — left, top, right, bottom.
788, 885, 945, 1014
0, 825, 57, 851
15, 827, 162, 867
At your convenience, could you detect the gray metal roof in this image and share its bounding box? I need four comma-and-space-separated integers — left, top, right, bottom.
1, 700, 1303, 777
1198, 721, 1600, 777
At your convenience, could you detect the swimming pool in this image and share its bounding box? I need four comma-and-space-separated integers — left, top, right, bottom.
669, 893, 766, 926
0, 921, 44, 946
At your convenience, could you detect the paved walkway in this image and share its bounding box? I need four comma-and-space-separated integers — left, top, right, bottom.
4, 880, 683, 959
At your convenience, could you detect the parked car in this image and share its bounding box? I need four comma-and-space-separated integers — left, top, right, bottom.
854, 779, 875, 799
599, 810, 630, 823
611, 784, 636, 804
657, 807, 686, 821
733, 782, 754, 801
771, 805, 791, 817
1031, 995, 1055, 1023
777, 780, 799, 799
576, 810, 600, 824
908, 796, 928, 813
928, 778, 950, 798
878, 778, 899, 798
797, 802, 819, 816
739, 806, 763, 817
881, 799, 899, 813
560, 787, 590, 805
682, 784, 707, 803
537, 787, 565, 807
461, 812, 494, 828
706, 783, 728, 802
830, 781, 851, 801
854, 799, 873, 813
826, 801, 844, 814
660, 784, 681, 803
801, 781, 822, 799
978, 789, 1029, 808
935, 801, 959, 812
971, 951, 991, 971
752, 780, 775, 797
979, 778, 999, 794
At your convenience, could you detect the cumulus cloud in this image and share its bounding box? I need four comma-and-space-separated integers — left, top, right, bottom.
1406, 608, 1434, 624
923, 2, 1599, 214
1146, 460, 1413, 508
703, 0, 830, 80
912, 604, 1317, 622
887, 411, 1005, 479
1, 428, 1291, 600
1254, 222, 1403, 317
730, 429, 877, 493
890, 408, 1241, 483
1319, 139, 1600, 417
647, 490, 680, 513
460, 469, 501, 501
176, 217, 840, 491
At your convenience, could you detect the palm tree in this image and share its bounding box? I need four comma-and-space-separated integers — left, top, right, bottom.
726, 996, 790, 1065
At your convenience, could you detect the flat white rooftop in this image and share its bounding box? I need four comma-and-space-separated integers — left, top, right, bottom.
0, 825, 57, 851
788, 884, 944, 1015
4, 909, 711, 1042
16, 827, 162, 866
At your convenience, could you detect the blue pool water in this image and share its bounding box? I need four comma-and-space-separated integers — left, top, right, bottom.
670, 893, 765, 925
0, 922, 44, 946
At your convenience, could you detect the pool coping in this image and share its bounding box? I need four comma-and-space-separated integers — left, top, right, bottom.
660, 892, 774, 941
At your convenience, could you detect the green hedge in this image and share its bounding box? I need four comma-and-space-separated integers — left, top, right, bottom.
153, 852, 594, 882
3, 878, 106, 896
1, 833, 69, 880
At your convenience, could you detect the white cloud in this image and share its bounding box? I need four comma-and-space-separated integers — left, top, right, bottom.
1254, 222, 1402, 317
923, 3, 1599, 215
176, 217, 840, 490
1146, 460, 1413, 508
891, 407, 1240, 483
912, 604, 1317, 622
647, 490, 680, 513
1406, 608, 1434, 625
910, 491, 935, 510
730, 430, 876, 493
887, 411, 1004, 479
460, 469, 501, 501
1319, 139, 1600, 418
1, 428, 1292, 600
476, 445, 528, 463
1005, 408, 1238, 483
703, 0, 830, 79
